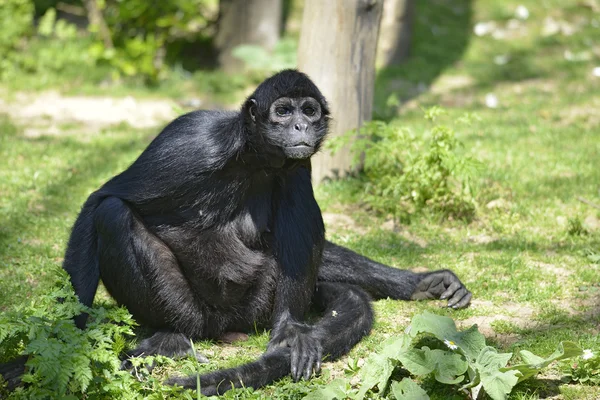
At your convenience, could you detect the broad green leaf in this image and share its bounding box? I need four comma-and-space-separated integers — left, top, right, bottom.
397, 348, 434, 376
357, 353, 395, 398
518, 350, 544, 366
304, 379, 348, 400
380, 334, 414, 360
409, 312, 486, 361
477, 346, 513, 369
397, 347, 468, 384
390, 378, 430, 400
503, 341, 583, 383
476, 347, 519, 400
431, 349, 468, 384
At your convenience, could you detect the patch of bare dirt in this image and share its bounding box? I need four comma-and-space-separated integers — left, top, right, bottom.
559, 97, 600, 128
430, 75, 474, 95
459, 301, 537, 345
0, 91, 178, 136
322, 212, 367, 235
527, 260, 573, 279
380, 220, 428, 248
467, 233, 498, 245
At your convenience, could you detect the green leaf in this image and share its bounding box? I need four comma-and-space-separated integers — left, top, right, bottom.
430, 349, 468, 384
503, 341, 583, 383
397, 347, 467, 384
304, 379, 349, 400
390, 378, 430, 400
476, 347, 519, 400
37, 8, 56, 37
380, 334, 413, 359
409, 312, 486, 361
356, 353, 395, 398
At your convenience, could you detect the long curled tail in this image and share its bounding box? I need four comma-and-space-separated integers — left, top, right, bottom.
62, 199, 101, 329
167, 282, 374, 396
168, 347, 291, 396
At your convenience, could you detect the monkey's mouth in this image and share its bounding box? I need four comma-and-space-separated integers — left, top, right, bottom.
287, 144, 314, 151
284, 143, 316, 159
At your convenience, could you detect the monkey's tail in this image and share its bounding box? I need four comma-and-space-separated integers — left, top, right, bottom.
168, 283, 374, 396
62, 199, 101, 329
167, 347, 291, 396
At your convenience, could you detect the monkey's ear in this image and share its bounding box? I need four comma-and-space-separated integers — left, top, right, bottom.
248, 99, 258, 122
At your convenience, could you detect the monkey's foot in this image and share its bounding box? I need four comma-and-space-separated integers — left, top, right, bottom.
121, 331, 208, 370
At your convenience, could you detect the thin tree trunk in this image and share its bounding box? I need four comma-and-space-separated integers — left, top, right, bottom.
298, 0, 384, 184
377, 0, 414, 66
216, 0, 283, 72
82, 0, 113, 49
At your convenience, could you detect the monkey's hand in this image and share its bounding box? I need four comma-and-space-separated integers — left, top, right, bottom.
267, 320, 323, 381
411, 269, 472, 309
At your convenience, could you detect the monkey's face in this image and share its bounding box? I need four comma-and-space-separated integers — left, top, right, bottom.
263, 96, 328, 160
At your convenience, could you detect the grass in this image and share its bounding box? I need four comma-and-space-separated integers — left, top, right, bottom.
1, 0, 600, 398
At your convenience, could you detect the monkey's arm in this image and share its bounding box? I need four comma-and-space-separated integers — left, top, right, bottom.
319, 241, 472, 309
268, 167, 325, 381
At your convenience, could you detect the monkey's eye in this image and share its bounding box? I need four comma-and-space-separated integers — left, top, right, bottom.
275, 106, 292, 117
303, 107, 316, 116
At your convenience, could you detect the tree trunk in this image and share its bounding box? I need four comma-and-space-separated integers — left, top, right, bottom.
215, 0, 283, 72
82, 0, 113, 49
377, 0, 414, 66
298, 0, 384, 184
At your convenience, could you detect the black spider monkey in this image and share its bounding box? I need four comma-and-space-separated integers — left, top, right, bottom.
2, 70, 472, 396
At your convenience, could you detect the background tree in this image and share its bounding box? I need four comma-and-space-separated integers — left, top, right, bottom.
215, 0, 283, 72
297, 0, 384, 184
376, 0, 414, 67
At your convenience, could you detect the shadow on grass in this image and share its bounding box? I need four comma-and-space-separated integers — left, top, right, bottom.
374, 0, 474, 119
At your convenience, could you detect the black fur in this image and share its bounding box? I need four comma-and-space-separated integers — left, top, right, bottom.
1, 70, 471, 394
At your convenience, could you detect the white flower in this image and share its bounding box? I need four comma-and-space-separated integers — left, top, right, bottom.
474, 22, 495, 36
582, 349, 594, 360
332, 310, 338, 317
593, 67, 600, 78
485, 93, 499, 108
515, 5, 529, 20
444, 339, 458, 350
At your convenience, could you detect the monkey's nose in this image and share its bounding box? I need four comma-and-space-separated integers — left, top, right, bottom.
294, 123, 308, 132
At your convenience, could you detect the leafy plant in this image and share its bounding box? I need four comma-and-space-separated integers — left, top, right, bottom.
0, 0, 34, 79
0, 268, 193, 399
307, 312, 583, 400
567, 216, 588, 236
561, 349, 600, 385
585, 249, 600, 264
328, 107, 481, 224
88, 0, 218, 82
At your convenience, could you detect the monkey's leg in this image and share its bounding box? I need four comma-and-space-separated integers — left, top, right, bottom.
94, 197, 207, 361
318, 241, 471, 308
168, 282, 374, 396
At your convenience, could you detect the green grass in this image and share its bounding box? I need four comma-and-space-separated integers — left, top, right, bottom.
1, 0, 600, 398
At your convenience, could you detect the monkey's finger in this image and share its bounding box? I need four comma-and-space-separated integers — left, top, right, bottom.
440, 281, 461, 300
291, 347, 300, 381
304, 355, 315, 380
447, 288, 471, 308
315, 348, 323, 374
451, 291, 472, 309
296, 350, 309, 382
447, 287, 467, 307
